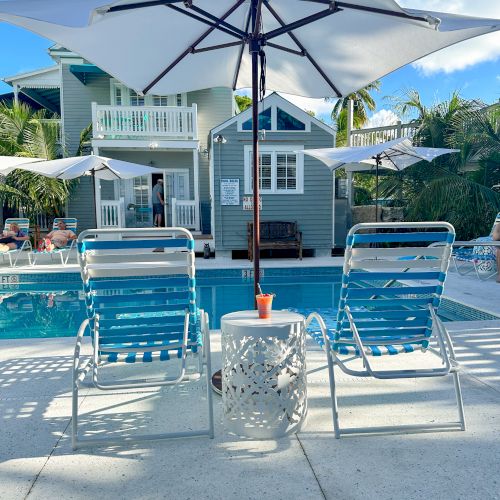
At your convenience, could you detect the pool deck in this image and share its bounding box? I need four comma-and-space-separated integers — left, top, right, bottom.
1, 255, 500, 499
1, 319, 500, 500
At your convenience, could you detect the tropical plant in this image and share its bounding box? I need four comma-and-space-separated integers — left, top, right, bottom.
235, 94, 252, 112
330, 81, 381, 146
0, 101, 71, 219
381, 91, 500, 239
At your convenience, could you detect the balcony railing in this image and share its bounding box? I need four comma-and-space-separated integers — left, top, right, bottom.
171, 198, 199, 230
350, 121, 419, 147
92, 103, 198, 140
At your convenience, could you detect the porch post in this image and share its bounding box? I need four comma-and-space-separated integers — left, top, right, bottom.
193, 149, 201, 231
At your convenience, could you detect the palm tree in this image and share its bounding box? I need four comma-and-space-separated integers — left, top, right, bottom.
0, 101, 71, 219
382, 90, 500, 239
329, 81, 380, 146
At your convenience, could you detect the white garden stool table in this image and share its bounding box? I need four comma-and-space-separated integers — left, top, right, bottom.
221, 310, 307, 439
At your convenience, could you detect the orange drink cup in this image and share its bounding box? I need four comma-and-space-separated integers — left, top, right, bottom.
256, 293, 274, 319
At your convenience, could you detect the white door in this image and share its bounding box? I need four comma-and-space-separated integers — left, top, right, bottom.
121, 175, 152, 227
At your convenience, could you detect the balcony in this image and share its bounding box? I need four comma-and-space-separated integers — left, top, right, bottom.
92, 103, 198, 141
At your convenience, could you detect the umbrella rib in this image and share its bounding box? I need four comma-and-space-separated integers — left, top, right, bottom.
232, 4, 253, 90
263, 0, 342, 97
167, 4, 245, 40
188, 4, 247, 37
301, 1, 437, 25
192, 41, 244, 54
143, 0, 246, 94
266, 42, 305, 57
264, 4, 342, 41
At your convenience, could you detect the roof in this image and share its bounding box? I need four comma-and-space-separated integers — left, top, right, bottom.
211, 92, 335, 136
2, 66, 60, 88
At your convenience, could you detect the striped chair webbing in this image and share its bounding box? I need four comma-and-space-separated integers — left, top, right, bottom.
330, 224, 454, 356
79, 232, 200, 364
4, 218, 30, 232
53, 217, 78, 231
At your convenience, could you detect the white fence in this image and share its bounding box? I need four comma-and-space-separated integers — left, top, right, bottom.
350, 121, 419, 146
100, 200, 124, 228
92, 103, 198, 140
171, 198, 199, 230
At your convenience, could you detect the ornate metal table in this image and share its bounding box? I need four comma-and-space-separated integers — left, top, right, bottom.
221, 310, 307, 439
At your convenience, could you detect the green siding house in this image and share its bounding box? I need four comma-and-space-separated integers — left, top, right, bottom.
3, 48, 347, 256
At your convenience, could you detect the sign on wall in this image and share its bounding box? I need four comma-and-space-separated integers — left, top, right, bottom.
243, 196, 262, 211
220, 178, 240, 206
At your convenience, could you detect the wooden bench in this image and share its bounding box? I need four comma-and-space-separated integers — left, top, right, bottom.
247, 221, 303, 261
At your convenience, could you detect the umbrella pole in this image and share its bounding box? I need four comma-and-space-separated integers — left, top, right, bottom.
375, 157, 380, 222
92, 170, 98, 229
251, 0, 260, 307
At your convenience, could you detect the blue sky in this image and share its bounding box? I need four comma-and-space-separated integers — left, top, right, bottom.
0, 0, 499, 127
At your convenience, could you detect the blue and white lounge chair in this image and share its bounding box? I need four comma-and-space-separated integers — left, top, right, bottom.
1, 218, 32, 267
452, 212, 500, 280
307, 222, 465, 438
72, 227, 213, 449
30, 217, 78, 266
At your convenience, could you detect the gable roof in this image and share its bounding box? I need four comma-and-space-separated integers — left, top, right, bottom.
211, 92, 335, 136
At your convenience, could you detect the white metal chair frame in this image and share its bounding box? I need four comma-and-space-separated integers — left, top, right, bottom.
30, 217, 78, 266
1, 218, 32, 267
307, 222, 466, 438
72, 227, 214, 449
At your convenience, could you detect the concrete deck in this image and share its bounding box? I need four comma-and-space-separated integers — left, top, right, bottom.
1, 319, 500, 500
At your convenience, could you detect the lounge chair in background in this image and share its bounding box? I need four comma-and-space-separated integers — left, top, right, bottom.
30, 217, 78, 266
307, 222, 465, 438
1, 218, 32, 267
72, 227, 214, 449
452, 212, 500, 280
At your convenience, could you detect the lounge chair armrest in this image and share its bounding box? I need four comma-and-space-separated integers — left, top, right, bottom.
306, 312, 331, 350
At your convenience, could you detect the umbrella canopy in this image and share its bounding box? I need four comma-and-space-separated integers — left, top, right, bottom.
301, 137, 459, 221
0, 1, 498, 98
1, 1, 497, 297
13, 154, 164, 180
0, 156, 45, 175
301, 138, 459, 172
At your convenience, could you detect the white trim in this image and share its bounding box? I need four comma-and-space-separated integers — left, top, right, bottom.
212, 92, 334, 136
91, 139, 199, 150
109, 78, 187, 107
243, 144, 304, 195
209, 142, 215, 244
2, 65, 60, 84
193, 150, 200, 231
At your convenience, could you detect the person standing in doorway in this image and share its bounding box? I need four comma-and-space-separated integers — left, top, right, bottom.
152, 178, 165, 227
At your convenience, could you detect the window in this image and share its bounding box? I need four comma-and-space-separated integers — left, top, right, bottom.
242, 107, 272, 131
153, 95, 169, 106
129, 90, 145, 106
244, 145, 304, 194
277, 107, 305, 130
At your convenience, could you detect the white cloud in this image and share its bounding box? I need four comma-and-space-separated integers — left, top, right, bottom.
398, 0, 500, 75
364, 110, 400, 129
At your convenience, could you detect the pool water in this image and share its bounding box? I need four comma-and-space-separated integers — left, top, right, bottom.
0, 268, 496, 340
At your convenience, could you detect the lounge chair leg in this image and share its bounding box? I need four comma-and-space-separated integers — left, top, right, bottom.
452, 370, 466, 431
203, 312, 214, 439
326, 351, 341, 439
72, 379, 79, 450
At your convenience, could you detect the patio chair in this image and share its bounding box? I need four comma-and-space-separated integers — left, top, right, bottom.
452, 212, 500, 280
306, 222, 465, 438
1, 218, 32, 267
72, 227, 214, 449
30, 217, 78, 266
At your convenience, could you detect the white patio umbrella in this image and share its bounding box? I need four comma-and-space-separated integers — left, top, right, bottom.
302, 137, 459, 220
0, 156, 45, 175
0, 1, 498, 295
13, 155, 163, 225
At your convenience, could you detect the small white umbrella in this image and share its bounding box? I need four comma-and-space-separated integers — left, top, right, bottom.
0, 156, 46, 175
13, 155, 163, 225
302, 137, 459, 220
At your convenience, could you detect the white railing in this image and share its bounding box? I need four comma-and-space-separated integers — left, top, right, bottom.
350, 121, 419, 146
100, 200, 124, 228
171, 198, 199, 230
92, 103, 198, 140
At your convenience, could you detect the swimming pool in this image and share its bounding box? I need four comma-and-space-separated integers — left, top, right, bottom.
0, 267, 497, 339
